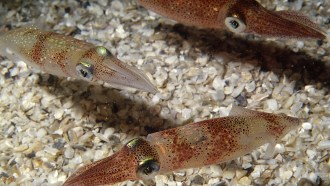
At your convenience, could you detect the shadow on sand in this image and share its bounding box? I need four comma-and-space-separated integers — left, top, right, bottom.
162, 23, 330, 89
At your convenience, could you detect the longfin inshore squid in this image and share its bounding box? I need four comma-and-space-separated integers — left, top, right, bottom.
64, 106, 301, 185
137, 0, 328, 39
0, 26, 157, 93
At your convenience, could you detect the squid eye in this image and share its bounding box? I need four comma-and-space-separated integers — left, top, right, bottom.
137, 158, 160, 179
76, 61, 94, 81
225, 16, 246, 33
95, 46, 112, 57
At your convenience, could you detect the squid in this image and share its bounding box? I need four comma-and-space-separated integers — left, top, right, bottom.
0, 26, 157, 93
63, 106, 301, 185
137, 0, 328, 39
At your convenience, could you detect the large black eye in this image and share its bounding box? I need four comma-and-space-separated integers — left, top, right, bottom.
76, 61, 94, 81
137, 158, 160, 179
229, 20, 239, 29
225, 16, 246, 33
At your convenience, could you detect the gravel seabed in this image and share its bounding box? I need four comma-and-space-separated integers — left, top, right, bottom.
0, 0, 329, 185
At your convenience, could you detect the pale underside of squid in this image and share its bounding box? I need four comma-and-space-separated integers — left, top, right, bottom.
63, 106, 301, 185
137, 0, 328, 40
0, 26, 157, 93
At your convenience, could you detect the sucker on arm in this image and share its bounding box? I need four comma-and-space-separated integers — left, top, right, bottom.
0, 26, 157, 93
63, 106, 301, 185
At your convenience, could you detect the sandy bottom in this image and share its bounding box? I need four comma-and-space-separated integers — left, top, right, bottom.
0, 0, 329, 185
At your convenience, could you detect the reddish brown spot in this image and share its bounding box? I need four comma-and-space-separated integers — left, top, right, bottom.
31, 32, 55, 66
159, 128, 197, 170
52, 48, 70, 76
260, 113, 284, 138
268, 125, 285, 139
81, 48, 95, 59
201, 118, 245, 165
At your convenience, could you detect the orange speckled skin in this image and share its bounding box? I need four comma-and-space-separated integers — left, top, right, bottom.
149, 106, 300, 173
137, 0, 327, 39
0, 27, 157, 93
138, 0, 229, 28
64, 106, 301, 185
